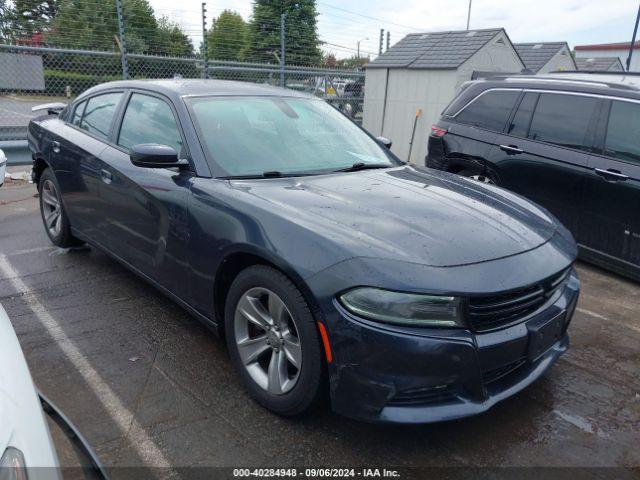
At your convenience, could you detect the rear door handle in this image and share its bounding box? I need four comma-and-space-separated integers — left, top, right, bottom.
100, 169, 113, 184
499, 144, 523, 155
594, 168, 628, 182
52, 141, 60, 154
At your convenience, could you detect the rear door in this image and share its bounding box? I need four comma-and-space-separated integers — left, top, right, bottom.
487, 91, 600, 236
581, 98, 640, 269
48, 92, 124, 241
98, 91, 192, 298
442, 89, 521, 171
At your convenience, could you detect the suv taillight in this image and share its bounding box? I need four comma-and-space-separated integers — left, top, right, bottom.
430, 126, 447, 138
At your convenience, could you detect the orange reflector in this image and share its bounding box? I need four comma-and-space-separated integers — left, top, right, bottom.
317, 322, 333, 363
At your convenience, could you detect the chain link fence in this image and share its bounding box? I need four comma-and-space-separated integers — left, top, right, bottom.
0, 44, 365, 163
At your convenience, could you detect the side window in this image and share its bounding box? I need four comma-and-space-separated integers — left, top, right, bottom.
507, 92, 538, 138
118, 93, 183, 154
528, 93, 599, 152
80, 92, 123, 141
71, 100, 86, 127
455, 90, 520, 132
604, 100, 640, 163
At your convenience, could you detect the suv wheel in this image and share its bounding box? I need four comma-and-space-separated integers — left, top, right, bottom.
458, 169, 496, 185
225, 265, 324, 417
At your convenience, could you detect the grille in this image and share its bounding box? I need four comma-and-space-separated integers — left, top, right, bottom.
468, 269, 570, 332
388, 385, 458, 407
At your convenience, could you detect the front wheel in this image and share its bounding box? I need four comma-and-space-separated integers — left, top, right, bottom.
38, 168, 83, 247
225, 265, 324, 417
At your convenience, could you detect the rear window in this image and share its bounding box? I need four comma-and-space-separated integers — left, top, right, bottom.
528, 93, 599, 152
455, 90, 520, 132
79, 92, 123, 141
604, 100, 640, 163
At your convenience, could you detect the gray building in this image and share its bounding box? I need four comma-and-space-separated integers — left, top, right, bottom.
576, 56, 624, 72
514, 42, 576, 73
363, 28, 525, 164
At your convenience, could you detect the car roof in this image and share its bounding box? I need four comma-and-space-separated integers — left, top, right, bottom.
79, 79, 314, 101
471, 72, 640, 95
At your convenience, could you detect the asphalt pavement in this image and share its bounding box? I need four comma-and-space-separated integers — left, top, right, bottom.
0, 180, 639, 479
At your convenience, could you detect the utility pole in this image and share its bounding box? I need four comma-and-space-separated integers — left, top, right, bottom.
202, 2, 209, 79
466, 0, 472, 30
115, 0, 129, 79
280, 13, 286, 88
357, 37, 369, 59
627, 2, 640, 72
379, 28, 384, 55
386, 31, 390, 51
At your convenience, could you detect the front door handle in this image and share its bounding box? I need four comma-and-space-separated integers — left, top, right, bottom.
100, 169, 113, 184
594, 168, 629, 182
52, 141, 60, 154
499, 144, 523, 155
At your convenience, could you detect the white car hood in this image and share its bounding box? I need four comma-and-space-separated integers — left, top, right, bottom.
0, 303, 59, 473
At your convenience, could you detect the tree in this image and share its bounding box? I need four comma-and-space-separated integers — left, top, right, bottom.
0, 0, 12, 41
246, 0, 322, 66
9, 0, 58, 37
207, 10, 248, 62
155, 16, 194, 57
48, 0, 158, 53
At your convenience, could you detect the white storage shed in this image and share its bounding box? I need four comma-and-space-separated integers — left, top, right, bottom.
363, 28, 525, 165
514, 42, 576, 74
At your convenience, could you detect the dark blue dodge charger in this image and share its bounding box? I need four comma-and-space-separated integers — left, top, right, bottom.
28, 80, 580, 424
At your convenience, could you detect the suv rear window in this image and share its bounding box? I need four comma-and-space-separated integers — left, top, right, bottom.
455, 90, 519, 132
528, 93, 598, 152
604, 100, 640, 163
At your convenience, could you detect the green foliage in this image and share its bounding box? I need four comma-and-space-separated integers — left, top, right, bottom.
207, 10, 248, 62
43, 68, 121, 95
246, 0, 322, 66
8, 0, 58, 36
47, 0, 192, 57
156, 16, 194, 57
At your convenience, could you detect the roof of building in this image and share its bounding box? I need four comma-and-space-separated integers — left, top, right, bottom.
513, 42, 570, 73
575, 41, 640, 51
576, 57, 625, 71
367, 28, 511, 69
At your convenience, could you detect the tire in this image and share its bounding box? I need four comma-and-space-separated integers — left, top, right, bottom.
225, 265, 324, 417
38, 168, 83, 248
457, 168, 497, 185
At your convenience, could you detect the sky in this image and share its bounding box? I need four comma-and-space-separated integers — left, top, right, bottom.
148, 0, 640, 58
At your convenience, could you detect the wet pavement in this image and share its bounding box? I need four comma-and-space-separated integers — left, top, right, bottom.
0, 181, 639, 477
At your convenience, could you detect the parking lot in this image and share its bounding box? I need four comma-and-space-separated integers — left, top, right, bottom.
0, 179, 639, 477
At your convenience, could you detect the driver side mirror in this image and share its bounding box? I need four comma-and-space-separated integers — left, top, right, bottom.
130, 144, 188, 169
376, 136, 392, 149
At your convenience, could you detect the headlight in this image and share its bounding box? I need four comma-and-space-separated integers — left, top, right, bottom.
0, 448, 27, 480
339, 287, 464, 327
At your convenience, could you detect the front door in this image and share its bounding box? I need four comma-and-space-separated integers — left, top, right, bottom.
99, 91, 192, 299
581, 99, 640, 269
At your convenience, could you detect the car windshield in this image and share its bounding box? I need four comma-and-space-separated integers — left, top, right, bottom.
187, 96, 396, 177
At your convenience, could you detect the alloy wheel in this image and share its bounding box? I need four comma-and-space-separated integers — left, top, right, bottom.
469, 174, 494, 184
234, 287, 302, 395
41, 179, 62, 238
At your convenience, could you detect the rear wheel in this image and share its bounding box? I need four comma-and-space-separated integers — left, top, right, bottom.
38, 168, 83, 247
457, 168, 496, 185
225, 265, 324, 416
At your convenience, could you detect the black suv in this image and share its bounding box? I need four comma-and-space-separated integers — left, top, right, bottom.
427, 72, 640, 281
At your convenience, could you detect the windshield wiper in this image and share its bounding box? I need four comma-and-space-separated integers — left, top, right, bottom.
333, 162, 391, 173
